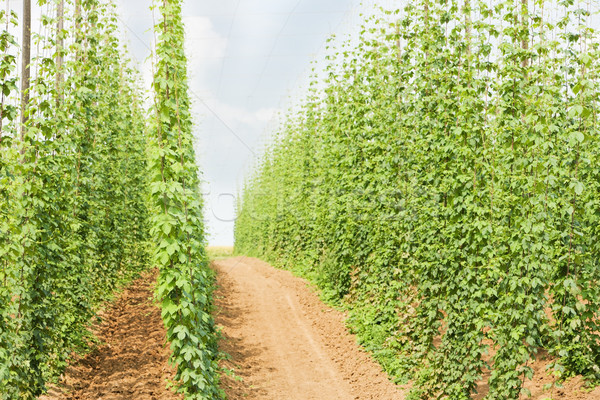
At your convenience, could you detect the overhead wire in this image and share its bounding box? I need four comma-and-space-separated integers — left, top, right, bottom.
117, 12, 256, 156
247, 0, 304, 106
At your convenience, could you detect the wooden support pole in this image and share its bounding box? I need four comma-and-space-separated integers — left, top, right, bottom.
20, 0, 31, 141
56, 0, 65, 103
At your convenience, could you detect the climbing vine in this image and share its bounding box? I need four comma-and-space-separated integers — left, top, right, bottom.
0, 0, 150, 397
0, 0, 220, 398
235, 1, 600, 398
149, 0, 222, 398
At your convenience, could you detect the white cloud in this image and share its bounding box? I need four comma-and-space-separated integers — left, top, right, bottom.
197, 96, 274, 129
113, 0, 360, 246
184, 16, 227, 73
255, 107, 280, 123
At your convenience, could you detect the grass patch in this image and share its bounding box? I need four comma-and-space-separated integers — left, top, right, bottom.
207, 246, 234, 260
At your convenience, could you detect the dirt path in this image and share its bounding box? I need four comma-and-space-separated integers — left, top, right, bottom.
214, 256, 406, 400
41, 270, 181, 400
36, 257, 600, 400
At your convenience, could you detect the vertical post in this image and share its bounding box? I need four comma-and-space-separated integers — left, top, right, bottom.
56, 0, 64, 103
20, 0, 31, 142
75, 0, 81, 61
521, 0, 529, 67
464, 0, 471, 56
396, 21, 401, 63
0, 0, 9, 143
423, 0, 429, 59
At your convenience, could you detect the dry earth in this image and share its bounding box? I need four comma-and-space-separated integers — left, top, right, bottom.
213, 256, 406, 400
40, 270, 181, 400
37, 257, 600, 400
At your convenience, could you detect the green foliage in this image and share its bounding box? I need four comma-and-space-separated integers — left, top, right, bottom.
0, 1, 149, 397
235, 1, 600, 398
0, 1, 220, 398
149, 1, 222, 398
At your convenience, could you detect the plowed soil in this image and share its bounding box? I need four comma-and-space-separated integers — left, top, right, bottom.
40, 270, 181, 400
38, 257, 600, 400
213, 256, 407, 400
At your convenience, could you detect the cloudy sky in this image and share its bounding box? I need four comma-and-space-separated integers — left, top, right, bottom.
115, 0, 370, 246
8, 0, 390, 246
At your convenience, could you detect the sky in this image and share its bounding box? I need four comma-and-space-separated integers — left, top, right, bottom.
6, 0, 392, 246
115, 0, 367, 246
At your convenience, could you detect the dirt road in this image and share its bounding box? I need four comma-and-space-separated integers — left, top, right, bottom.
38, 257, 600, 400
214, 256, 406, 400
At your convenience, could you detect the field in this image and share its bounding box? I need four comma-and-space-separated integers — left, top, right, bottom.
2, 0, 600, 399
234, 0, 600, 398
207, 246, 235, 260
1, 0, 219, 398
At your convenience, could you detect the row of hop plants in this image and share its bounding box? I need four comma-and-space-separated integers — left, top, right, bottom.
148, 0, 222, 398
0, 0, 221, 399
0, 1, 149, 396
235, 0, 600, 398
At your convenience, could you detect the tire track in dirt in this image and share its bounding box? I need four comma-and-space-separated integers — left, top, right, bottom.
214, 256, 406, 400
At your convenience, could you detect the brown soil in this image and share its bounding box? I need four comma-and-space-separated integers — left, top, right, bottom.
520, 361, 600, 400
474, 348, 600, 400
37, 257, 600, 400
213, 256, 407, 400
40, 270, 181, 400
